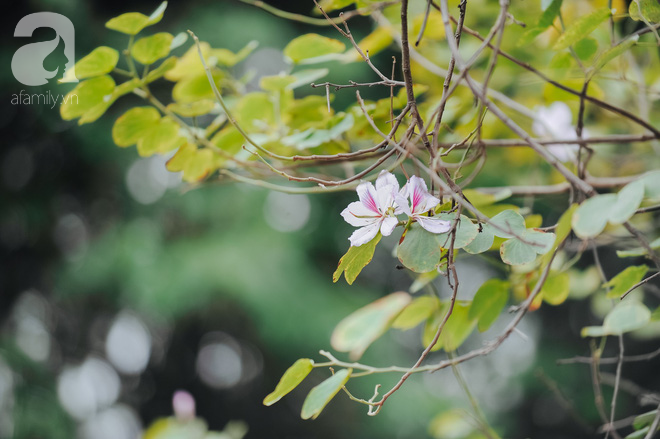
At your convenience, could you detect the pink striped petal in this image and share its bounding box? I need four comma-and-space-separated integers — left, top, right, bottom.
356, 182, 380, 214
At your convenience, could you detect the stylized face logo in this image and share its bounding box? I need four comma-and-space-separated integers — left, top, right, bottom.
11, 12, 78, 86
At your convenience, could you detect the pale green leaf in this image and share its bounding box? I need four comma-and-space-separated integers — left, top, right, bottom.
572, 194, 616, 238
590, 35, 639, 78
300, 369, 351, 420
581, 300, 651, 337
331, 292, 411, 360
105, 2, 167, 35
463, 224, 495, 255
489, 210, 526, 238
609, 179, 645, 225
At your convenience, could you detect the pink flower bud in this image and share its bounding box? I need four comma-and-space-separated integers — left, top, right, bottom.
172, 390, 196, 421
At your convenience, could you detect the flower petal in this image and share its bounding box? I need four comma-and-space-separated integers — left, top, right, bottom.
395, 193, 411, 217
341, 202, 378, 227
416, 216, 452, 234
356, 181, 380, 214
380, 216, 398, 237
375, 170, 399, 193
348, 222, 381, 247
408, 175, 439, 214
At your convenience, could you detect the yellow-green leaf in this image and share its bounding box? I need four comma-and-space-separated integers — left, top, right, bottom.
331, 292, 411, 360
105, 2, 167, 35
284, 33, 346, 63
605, 265, 649, 299
333, 233, 381, 284
630, 0, 660, 22
392, 296, 441, 330
112, 107, 161, 147
541, 271, 570, 305
172, 72, 224, 104
552, 8, 611, 51
136, 118, 186, 157
469, 279, 509, 332
167, 100, 216, 117
60, 75, 116, 121
263, 359, 314, 406
64, 46, 118, 81
131, 32, 173, 65
300, 369, 351, 420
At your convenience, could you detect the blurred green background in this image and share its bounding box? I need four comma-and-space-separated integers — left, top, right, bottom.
1, 1, 659, 438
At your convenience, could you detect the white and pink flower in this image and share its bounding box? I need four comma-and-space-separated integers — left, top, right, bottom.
396, 175, 452, 234
341, 171, 402, 247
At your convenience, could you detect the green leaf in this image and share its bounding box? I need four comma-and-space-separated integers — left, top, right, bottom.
211, 40, 258, 67
263, 359, 314, 406
552, 8, 611, 51
469, 279, 509, 332
167, 100, 216, 118
260, 74, 297, 92
422, 304, 448, 352
630, 0, 660, 22
500, 230, 555, 265
167, 144, 218, 182
112, 107, 161, 147
442, 302, 477, 351
235, 92, 275, 131
60, 75, 116, 121
333, 233, 381, 284
590, 35, 639, 78
397, 224, 444, 273
574, 37, 598, 61
541, 271, 570, 305
633, 409, 659, 430
463, 224, 495, 255
651, 307, 660, 322
172, 72, 224, 104
604, 265, 649, 299
331, 292, 411, 360
489, 210, 526, 238
284, 34, 346, 63
617, 237, 660, 258
145, 56, 177, 83
500, 237, 536, 265
434, 214, 479, 249
105, 1, 167, 35
517, 0, 562, 46
572, 194, 616, 238
281, 114, 354, 150
136, 117, 186, 157
392, 296, 441, 330
641, 170, 660, 200
609, 179, 645, 225
64, 46, 118, 81
131, 32, 173, 65
409, 271, 439, 293
300, 369, 351, 420
581, 300, 651, 337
